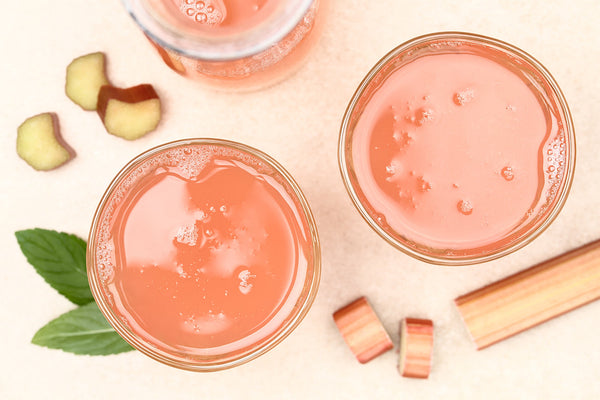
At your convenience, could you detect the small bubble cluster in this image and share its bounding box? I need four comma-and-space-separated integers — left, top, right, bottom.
176, 264, 189, 279
96, 240, 115, 283
238, 269, 256, 295
175, 224, 199, 246
416, 176, 432, 192
543, 134, 568, 205
453, 88, 475, 106
413, 108, 435, 126
392, 129, 413, 148
501, 166, 514, 181
398, 188, 416, 209
385, 159, 403, 182
178, 0, 225, 25
545, 135, 566, 182
457, 200, 473, 215
182, 311, 228, 335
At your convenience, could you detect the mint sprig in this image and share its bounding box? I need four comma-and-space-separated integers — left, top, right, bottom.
15, 228, 92, 305
16, 228, 134, 356
32, 302, 133, 355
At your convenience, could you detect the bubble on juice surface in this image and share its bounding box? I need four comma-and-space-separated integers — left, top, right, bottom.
178, 0, 226, 25
398, 189, 416, 209
194, 209, 207, 221
97, 263, 114, 283
386, 159, 401, 174
374, 212, 388, 226
543, 135, 567, 199
416, 176, 432, 192
238, 269, 256, 295
414, 108, 435, 126
501, 166, 514, 181
385, 159, 403, 182
176, 264, 190, 279
204, 228, 215, 238
457, 200, 473, 215
175, 224, 199, 246
453, 88, 475, 106
96, 240, 115, 283
182, 311, 231, 335
392, 129, 413, 149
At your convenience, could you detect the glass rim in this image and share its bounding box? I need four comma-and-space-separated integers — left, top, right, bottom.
87, 138, 321, 371
338, 31, 576, 266
120, 0, 314, 61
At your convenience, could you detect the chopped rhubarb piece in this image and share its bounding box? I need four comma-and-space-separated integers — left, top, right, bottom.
16, 113, 74, 171
97, 84, 161, 140
65, 52, 109, 111
398, 318, 434, 379
455, 239, 600, 350
333, 297, 393, 363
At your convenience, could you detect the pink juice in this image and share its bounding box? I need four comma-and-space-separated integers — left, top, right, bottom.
342, 35, 574, 261
130, 0, 327, 89
89, 141, 319, 364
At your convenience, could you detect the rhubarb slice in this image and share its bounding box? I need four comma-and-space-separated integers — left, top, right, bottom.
455, 239, 600, 350
16, 113, 73, 171
333, 297, 393, 363
398, 318, 434, 379
97, 84, 161, 140
65, 52, 109, 111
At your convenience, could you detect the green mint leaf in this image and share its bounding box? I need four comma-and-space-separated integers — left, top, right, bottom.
32, 302, 134, 355
15, 228, 93, 305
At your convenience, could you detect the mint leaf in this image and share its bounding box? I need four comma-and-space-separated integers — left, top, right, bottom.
15, 228, 93, 305
32, 302, 134, 355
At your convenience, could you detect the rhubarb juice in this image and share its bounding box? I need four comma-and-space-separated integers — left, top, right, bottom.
340, 33, 575, 264
88, 140, 320, 370
122, 0, 326, 90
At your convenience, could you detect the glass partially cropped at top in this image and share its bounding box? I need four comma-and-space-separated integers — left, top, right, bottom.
121, 0, 326, 90
87, 139, 321, 371
339, 32, 576, 266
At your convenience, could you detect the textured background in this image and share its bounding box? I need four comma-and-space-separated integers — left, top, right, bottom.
1, 0, 599, 398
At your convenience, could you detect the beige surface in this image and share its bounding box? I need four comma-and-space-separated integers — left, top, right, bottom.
1, 0, 599, 398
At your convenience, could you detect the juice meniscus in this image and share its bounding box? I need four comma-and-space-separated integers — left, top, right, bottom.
87, 139, 320, 370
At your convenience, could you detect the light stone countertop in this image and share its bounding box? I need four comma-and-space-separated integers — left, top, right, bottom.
1, 0, 599, 399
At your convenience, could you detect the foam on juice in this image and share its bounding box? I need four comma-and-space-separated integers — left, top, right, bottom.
171, 0, 281, 34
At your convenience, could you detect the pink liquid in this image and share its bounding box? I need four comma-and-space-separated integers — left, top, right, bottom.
93, 144, 314, 355
145, 0, 325, 89
351, 52, 566, 251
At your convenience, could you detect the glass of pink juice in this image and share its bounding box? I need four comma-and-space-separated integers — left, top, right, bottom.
121, 0, 327, 90
87, 139, 320, 370
339, 32, 575, 265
